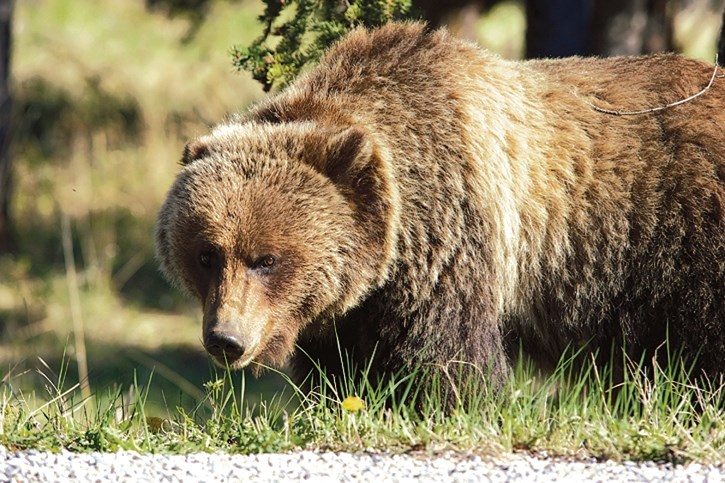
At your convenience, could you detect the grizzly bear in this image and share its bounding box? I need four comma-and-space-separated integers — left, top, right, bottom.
156, 23, 725, 389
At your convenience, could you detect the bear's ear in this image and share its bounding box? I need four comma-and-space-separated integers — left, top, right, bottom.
320, 127, 374, 182
180, 139, 211, 166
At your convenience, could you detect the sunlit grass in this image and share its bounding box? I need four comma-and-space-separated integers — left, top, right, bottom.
2, 349, 725, 462
674, 3, 723, 60
477, 1, 526, 59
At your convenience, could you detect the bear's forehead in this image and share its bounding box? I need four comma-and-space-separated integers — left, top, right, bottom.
180, 192, 318, 255
178, 161, 336, 232
183, 157, 323, 200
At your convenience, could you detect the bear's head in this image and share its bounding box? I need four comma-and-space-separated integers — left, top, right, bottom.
156, 121, 398, 372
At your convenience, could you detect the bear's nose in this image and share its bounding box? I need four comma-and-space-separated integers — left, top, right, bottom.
204, 331, 245, 362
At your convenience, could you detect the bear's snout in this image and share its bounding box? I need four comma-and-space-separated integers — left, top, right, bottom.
201, 292, 270, 368
204, 329, 246, 364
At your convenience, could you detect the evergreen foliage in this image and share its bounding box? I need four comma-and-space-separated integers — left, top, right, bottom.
231, 0, 415, 91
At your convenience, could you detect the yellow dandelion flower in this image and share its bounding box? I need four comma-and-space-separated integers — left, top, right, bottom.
341, 395, 365, 412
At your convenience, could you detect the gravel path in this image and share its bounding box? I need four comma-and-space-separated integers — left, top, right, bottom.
2, 446, 724, 482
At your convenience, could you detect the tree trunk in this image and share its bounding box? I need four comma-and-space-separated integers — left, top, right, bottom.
591, 0, 672, 56
526, 0, 590, 58
718, 5, 725, 65
0, 0, 11, 252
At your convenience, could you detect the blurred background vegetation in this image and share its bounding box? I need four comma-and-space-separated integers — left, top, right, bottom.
0, 0, 722, 413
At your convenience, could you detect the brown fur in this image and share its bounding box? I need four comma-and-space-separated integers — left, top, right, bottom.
156, 23, 725, 387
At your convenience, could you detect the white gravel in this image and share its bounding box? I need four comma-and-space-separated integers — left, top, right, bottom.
1, 445, 723, 482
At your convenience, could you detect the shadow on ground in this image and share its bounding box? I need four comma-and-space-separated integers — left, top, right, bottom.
2, 341, 290, 417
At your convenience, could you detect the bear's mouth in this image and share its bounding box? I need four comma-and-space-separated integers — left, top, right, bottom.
207, 348, 257, 370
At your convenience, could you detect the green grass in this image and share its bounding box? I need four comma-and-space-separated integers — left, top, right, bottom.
3, 0, 725, 462
3, 349, 725, 462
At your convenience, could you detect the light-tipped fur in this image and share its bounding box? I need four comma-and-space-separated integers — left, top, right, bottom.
157, 22, 725, 386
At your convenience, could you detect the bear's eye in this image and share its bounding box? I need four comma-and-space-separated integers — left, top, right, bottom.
199, 247, 219, 269
252, 255, 276, 271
